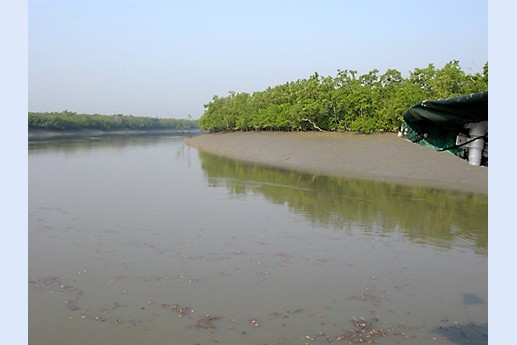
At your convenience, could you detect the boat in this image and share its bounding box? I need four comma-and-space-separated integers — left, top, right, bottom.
398, 90, 488, 166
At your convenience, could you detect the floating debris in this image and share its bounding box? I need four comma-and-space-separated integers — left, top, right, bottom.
195, 314, 223, 329
30, 274, 419, 343
334, 317, 396, 343
350, 287, 389, 305
29, 276, 61, 288
161, 304, 192, 316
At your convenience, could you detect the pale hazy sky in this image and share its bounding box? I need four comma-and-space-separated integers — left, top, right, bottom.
29, 0, 487, 119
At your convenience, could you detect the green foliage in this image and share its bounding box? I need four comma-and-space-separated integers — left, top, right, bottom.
199, 61, 488, 133
28, 111, 199, 131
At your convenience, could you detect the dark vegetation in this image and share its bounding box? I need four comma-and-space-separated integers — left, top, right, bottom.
199, 61, 488, 133
28, 111, 199, 131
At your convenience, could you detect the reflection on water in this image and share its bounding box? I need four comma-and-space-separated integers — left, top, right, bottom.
28, 133, 188, 153
198, 151, 488, 254
29, 135, 487, 345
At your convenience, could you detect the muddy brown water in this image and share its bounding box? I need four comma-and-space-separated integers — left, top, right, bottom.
29, 134, 487, 345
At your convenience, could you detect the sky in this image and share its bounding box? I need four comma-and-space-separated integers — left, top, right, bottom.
28, 0, 488, 119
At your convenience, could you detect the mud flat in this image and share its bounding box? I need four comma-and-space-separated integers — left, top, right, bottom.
185, 131, 488, 195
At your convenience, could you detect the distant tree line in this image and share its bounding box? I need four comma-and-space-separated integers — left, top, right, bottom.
199, 61, 488, 133
28, 111, 199, 131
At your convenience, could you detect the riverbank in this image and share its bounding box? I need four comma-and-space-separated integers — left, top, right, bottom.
185, 131, 488, 195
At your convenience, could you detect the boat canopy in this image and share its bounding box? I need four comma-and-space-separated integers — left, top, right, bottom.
403, 91, 488, 132
399, 91, 488, 166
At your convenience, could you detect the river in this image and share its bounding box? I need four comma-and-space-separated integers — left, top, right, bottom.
28, 133, 487, 345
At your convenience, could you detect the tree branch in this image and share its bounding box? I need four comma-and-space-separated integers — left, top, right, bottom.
301, 118, 325, 131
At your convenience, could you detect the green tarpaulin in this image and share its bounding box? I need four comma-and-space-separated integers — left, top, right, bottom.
399, 91, 488, 166
403, 91, 488, 132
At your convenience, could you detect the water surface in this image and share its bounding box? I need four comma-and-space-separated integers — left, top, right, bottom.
29, 134, 487, 345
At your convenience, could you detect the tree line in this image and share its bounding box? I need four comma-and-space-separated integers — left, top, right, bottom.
199, 61, 488, 133
28, 111, 199, 131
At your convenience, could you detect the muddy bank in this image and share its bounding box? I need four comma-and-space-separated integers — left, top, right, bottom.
185, 131, 488, 195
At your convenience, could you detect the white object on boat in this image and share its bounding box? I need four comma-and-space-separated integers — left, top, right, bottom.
465, 121, 488, 166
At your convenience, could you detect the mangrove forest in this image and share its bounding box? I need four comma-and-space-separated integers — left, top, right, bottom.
28, 111, 199, 131
199, 61, 488, 133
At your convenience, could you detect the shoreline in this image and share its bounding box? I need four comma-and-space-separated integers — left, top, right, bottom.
185, 131, 488, 195
28, 128, 199, 141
